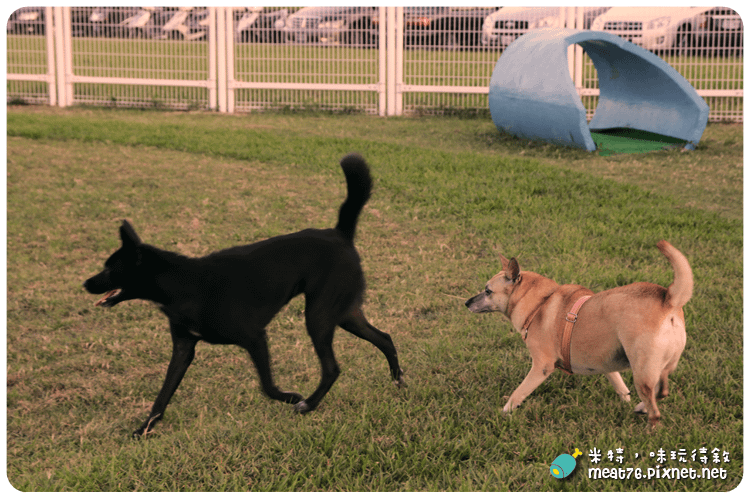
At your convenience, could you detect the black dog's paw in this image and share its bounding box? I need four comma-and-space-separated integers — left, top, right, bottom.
132, 424, 160, 439
132, 427, 150, 439
294, 401, 313, 414
132, 413, 162, 438
283, 392, 304, 404
394, 369, 407, 388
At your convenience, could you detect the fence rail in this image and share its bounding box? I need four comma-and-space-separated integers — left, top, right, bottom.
6, 6, 744, 122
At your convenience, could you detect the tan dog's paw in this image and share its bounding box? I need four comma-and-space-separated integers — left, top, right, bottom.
502, 401, 517, 413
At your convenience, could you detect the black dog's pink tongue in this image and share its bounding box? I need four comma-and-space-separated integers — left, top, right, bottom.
94, 290, 119, 306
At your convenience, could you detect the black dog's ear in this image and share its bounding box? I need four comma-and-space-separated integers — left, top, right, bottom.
507, 258, 521, 283
119, 220, 141, 247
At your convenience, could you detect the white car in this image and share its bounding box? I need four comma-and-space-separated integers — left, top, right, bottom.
481, 6, 609, 48
590, 7, 714, 53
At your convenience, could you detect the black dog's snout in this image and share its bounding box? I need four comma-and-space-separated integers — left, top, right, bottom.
83, 278, 99, 294
83, 270, 110, 295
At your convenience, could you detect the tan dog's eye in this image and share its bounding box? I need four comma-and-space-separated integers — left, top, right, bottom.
485, 287, 492, 295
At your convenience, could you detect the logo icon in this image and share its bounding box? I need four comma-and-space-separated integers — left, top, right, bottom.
550, 448, 582, 479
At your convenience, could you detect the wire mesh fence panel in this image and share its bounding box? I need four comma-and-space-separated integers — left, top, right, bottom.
6, 6, 55, 105
5, 6, 744, 121
400, 6, 500, 115
65, 6, 214, 109
229, 6, 384, 113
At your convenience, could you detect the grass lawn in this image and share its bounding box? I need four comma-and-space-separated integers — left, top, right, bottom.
4, 106, 742, 492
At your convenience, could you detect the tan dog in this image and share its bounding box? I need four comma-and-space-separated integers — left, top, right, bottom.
465, 241, 693, 427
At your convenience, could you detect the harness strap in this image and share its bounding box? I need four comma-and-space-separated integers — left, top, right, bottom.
560, 295, 592, 374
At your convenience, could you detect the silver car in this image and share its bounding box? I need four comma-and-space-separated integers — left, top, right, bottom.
481, 6, 609, 48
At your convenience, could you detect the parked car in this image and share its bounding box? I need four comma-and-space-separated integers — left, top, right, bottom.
482, 6, 609, 49
7, 7, 46, 35
73, 6, 140, 37
69, 7, 93, 37
283, 6, 378, 47
696, 7, 743, 56
116, 7, 175, 39
590, 7, 714, 54
161, 7, 210, 41
236, 7, 296, 43
404, 6, 499, 48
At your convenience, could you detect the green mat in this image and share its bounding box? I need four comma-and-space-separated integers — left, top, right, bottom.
590, 128, 687, 156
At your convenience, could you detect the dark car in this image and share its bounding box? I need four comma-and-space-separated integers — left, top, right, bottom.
698, 7, 743, 56
7, 7, 46, 35
404, 6, 499, 48
236, 7, 297, 43
283, 6, 378, 47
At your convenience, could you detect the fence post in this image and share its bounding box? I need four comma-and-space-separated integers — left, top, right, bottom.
54, 6, 68, 107
215, 7, 226, 112
378, 6, 387, 116
386, 7, 397, 116
386, 6, 404, 116
395, 6, 404, 115
208, 7, 218, 111
225, 8, 236, 113
44, 6, 57, 106
62, 7, 75, 107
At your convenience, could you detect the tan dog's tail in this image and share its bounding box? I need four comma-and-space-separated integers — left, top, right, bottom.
657, 240, 693, 309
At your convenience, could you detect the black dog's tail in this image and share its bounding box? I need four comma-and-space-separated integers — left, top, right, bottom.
336, 153, 372, 241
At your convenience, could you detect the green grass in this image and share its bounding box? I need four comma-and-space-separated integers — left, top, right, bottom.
5, 107, 742, 492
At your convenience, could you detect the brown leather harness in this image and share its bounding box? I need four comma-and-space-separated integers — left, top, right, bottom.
520, 293, 592, 375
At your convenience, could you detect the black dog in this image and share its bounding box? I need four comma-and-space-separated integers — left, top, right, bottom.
84, 154, 406, 437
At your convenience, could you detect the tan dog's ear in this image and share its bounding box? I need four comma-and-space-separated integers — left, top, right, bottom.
506, 258, 520, 282
500, 254, 509, 269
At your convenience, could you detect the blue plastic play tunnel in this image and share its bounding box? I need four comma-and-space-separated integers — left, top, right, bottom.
488, 28, 709, 151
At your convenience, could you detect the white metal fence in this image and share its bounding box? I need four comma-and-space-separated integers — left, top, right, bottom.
6, 6, 744, 122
